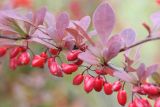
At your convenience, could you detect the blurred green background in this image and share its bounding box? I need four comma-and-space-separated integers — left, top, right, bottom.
0, 0, 160, 107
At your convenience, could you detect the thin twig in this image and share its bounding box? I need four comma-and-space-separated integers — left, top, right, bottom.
0, 35, 28, 40
120, 36, 160, 52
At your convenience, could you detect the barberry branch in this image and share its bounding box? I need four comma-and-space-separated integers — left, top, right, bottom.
0, 35, 29, 40
120, 36, 160, 52
0, 35, 59, 49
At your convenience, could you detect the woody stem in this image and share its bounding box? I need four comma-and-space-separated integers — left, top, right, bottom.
120, 36, 160, 52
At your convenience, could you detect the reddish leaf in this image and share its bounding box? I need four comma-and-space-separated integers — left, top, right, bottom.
33, 7, 47, 26
121, 28, 136, 47
93, 3, 115, 42
78, 50, 99, 65
56, 12, 69, 31
146, 64, 158, 78
78, 16, 91, 31
74, 23, 95, 46
114, 71, 138, 84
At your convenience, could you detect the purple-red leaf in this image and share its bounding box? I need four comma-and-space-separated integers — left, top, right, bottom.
121, 28, 136, 47
114, 71, 138, 84
56, 12, 69, 41
104, 35, 123, 61
93, 3, 115, 42
137, 63, 146, 80
107, 35, 123, 47
78, 51, 99, 65
77, 16, 91, 31
136, 64, 158, 83
105, 42, 121, 62
74, 23, 95, 46
56, 12, 69, 31
146, 64, 158, 78
45, 12, 56, 28
33, 7, 47, 26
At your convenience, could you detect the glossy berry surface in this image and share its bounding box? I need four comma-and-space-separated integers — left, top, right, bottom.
104, 82, 113, 95
117, 90, 127, 106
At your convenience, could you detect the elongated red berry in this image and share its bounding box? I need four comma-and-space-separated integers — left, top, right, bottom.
154, 97, 160, 107
10, 47, 21, 58
49, 61, 63, 77
40, 52, 48, 59
19, 47, 27, 52
73, 74, 84, 85
84, 75, 91, 84
9, 58, 17, 70
94, 77, 104, 92
95, 69, 107, 75
117, 90, 127, 106
62, 63, 78, 74
128, 102, 136, 107
148, 85, 159, 95
32, 55, 45, 68
49, 48, 59, 55
104, 82, 113, 95
74, 59, 83, 66
0, 47, 7, 57
142, 84, 159, 95
67, 50, 81, 61
17, 52, 30, 65
84, 76, 95, 93
48, 57, 55, 67
141, 98, 151, 107
112, 81, 122, 91
104, 67, 114, 76
134, 98, 145, 107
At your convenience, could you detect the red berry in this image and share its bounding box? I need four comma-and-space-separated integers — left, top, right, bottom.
74, 59, 83, 66
10, 47, 21, 58
0, 47, 7, 57
141, 98, 151, 107
67, 50, 81, 61
48, 57, 55, 67
148, 85, 159, 95
95, 69, 107, 75
84, 76, 95, 93
112, 81, 122, 91
49, 48, 59, 55
84, 75, 91, 84
104, 82, 113, 95
142, 84, 159, 95
49, 61, 63, 77
94, 77, 104, 92
128, 102, 136, 107
61, 63, 78, 74
134, 98, 144, 107
32, 55, 46, 68
19, 47, 27, 52
40, 52, 48, 59
133, 86, 146, 95
104, 67, 114, 76
73, 74, 84, 85
117, 90, 127, 106
17, 52, 30, 65
9, 58, 18, 70
154, 97, 160, 107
